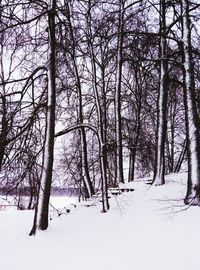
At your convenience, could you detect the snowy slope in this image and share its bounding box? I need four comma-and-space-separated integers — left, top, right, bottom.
0, 172, 200, 270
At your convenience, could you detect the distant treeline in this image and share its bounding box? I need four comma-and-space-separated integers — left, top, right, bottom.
0, 186, 82, 197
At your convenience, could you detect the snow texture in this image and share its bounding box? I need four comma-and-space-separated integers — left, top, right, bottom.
0, 172, 200, 270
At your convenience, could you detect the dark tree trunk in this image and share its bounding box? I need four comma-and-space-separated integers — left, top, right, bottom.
128, 147, 136, 182
115, 0, 125, 184
65, 2, 94, 198
128, 69, 142, 182
174, 139, 187, 173
0, 94, 7, 171
86, 0, 109, 211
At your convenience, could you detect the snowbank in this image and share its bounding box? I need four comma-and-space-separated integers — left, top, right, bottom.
0, 172, 199, 270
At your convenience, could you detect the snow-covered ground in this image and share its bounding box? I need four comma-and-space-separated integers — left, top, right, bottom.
0, 172, 200, 270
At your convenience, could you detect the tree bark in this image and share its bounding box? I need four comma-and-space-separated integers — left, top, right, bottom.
153, 0, 168, 186
0, 40, 8, 172
66, 2, 94, 198
86, 0, 109, 211
174, 139, 187, 173
115, 0, 125, 184
30, 0, 56, 235
128, 68, 142, 182
0, 94, 8, 171
181, 0, 200, 205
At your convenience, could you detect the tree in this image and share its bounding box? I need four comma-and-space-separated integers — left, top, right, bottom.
86, 0, 109, 211
30, 0, 56, 235
60, 1, 94, 198
115, 0, 125, 184
153, 0, 168, 186
0, 1, 47, 208
181, 0, 200, 205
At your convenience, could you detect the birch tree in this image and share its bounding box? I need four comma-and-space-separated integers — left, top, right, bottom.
153, 0, 168, 186
30, 0, 56, 234
181, 0, 200, 205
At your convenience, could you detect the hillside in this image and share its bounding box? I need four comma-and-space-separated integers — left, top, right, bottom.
0, 172, 199, 270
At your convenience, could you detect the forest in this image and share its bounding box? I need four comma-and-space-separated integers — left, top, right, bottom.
0, 0, 200, 236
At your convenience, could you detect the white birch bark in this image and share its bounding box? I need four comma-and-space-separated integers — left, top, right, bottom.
182, 0, 200, 205
153, 0, 168, 186
30, 0, 56, 235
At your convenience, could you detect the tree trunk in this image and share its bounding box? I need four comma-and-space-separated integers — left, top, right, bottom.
128, 147, 136, 182
30, 0, 56, 235
0, 41, 8, 172
0, 94, 7, 171
153, 0, 168, 186
181, 0, 200, 205
115, 0, 125, 184
174, 139, 187, 173
128, 125, 141, 182
66, 1, 94, 198
167, 100, 176, 173
128, 68, 142, 182
86, 0, 109, 211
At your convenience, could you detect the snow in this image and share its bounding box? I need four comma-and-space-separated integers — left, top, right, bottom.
0, 172, 200, 270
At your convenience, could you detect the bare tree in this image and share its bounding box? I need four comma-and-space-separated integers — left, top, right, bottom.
60, 1, 94, 198
153, 0, 168, 186
115, 0, 125, 184
30, 0, 56, 235
181, 0, 200, 205
85, 0, 109, 211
